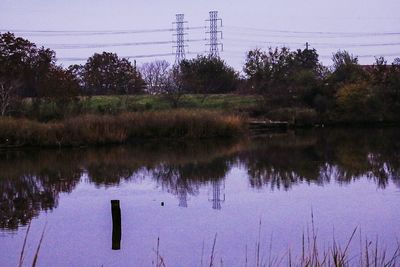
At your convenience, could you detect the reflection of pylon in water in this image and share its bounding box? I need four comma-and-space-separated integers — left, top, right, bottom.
178, 188, 188, 208
208, 180, 225, 210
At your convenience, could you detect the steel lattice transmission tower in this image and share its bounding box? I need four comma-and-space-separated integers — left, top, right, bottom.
206, 11, 223, 57
173, 14, 187, 65
208, 180, 225, 210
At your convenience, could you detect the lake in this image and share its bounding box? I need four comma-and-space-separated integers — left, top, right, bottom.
0, 129, 399, 266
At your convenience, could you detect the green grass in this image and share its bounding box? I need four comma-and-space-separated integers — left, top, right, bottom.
22, 94, 261, 116
83, 94, 261, 113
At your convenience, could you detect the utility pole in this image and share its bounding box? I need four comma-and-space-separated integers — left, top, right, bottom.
206, 11, 223, 57
173, 14, 187, 65
305, 42, 310, 50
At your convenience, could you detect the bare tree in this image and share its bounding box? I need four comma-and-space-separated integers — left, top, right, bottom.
161, 66, 186, 108
0, 79, 20, 116
140, 60, 170, 94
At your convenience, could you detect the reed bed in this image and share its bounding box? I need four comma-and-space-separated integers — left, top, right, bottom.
151, 231, 400, 267
17, 220, 400, 267
0, 110, 245, 147
152, 219, 400, 267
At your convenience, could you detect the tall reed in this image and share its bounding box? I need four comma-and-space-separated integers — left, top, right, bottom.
0, 109, 245, 147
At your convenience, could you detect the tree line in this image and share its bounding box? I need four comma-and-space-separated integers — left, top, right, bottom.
1, 31, 400, 123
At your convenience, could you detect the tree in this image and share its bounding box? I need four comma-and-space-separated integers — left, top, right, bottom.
0, 32, 34, 108
0, 79, 21, 116
160, 66, 186, 108
0, 32, 88, 117
366, 57, 400, 120
140, 61, 187, 107
1, 32, 59, 115
335, 82, 375, 121
243, 48, 269, 92
68, 64, 85, 89
179, 55, 238, 98
243, 47, 325, 108
140, 60, 170, 94
81, 52, 144, 95
0, 32, 60, 98
329, 50, 365, 85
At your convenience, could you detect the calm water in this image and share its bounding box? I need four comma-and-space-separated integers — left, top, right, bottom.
0, 129, 399, 266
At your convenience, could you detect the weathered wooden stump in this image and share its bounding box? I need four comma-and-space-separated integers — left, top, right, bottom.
111, 200, 121, 250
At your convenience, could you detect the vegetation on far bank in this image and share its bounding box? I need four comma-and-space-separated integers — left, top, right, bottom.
1, 31, 400, 127
17, 94, 260, 121
0, 110, 245, 147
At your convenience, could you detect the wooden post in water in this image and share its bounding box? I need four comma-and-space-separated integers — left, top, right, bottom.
111, 200, 121, 250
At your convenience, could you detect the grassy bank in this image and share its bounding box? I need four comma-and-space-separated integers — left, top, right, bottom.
17, 94, 400, 128
20, 94, 261, 120
0, 110, 245, 147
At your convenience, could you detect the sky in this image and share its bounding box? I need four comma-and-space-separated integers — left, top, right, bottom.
1, 0, 399, 71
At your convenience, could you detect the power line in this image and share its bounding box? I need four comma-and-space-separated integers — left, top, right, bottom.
58, 51, 205, 62
223, 29, 400, 39
224, 38, 400, 48
5, 23, 398, 65
1, 26, 206, 36
38, 39, 205, 49
224, 38, 305, 46
313, 42, 400, 48
7, 25, 398, 36
58, 53, 175, 61
224, 49, 400, 59
224, 25, 400, 37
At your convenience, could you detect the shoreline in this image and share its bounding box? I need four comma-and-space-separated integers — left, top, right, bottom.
0, 110, 245, 148
2, 112, 400, 148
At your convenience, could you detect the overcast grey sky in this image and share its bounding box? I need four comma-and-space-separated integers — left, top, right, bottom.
1, 0, 399, 70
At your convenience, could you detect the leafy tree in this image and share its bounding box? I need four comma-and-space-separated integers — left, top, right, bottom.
365, 57, 400, 120
243, 47, 325, 108
0, 32, 72, 116
335, 82, 376, 121
81, 52, 145, 95
68, 64, 85, 90
0, 32, 35, 113
329, 50, 366, 85
0, 32, 61, 98
243, 48, 269, 92
179, 55, 238, 98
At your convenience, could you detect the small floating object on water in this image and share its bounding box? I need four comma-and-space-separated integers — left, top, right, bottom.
161, 202, 164, 206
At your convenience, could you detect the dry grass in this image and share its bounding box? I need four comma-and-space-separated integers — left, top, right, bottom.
18, 222, 46, 267
0, 109, 245, 147
153, 219, 400, 267
18, 221, 400, 267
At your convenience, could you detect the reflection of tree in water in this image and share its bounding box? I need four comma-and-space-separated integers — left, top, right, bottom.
0, 139, 243, 230
243, 129, 400, 191
84, 140, 243, 188
318, 129, 400, 189
2, 130, 400, 230
151, 157, 231, 208
81, 140, 240, 208
0, 151, 82, 230
241, 133, 327, 190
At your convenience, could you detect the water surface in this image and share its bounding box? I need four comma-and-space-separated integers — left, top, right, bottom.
0, 129, 399, 266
